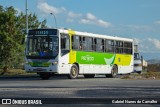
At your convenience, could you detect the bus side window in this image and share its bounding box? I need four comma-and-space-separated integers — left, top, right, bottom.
105, 40, 114, 53
96, 38, 103, 52
102, 39, 105, 52
82, 37, 87, 51
124, 42, 132, 54
61, 34, 70, 56
93, 38, 97, 51
72, 35, 79, 50
79, 36, 82, 50
87, 37, 93, 51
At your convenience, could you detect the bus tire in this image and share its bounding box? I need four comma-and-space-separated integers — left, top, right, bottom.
111, 65, 118, 78
39, 73, 51, 80
137, 71, 142, 74
68, 64, 79, 79
84, 74, 95, 78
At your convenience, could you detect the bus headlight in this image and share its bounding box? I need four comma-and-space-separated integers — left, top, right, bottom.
52, 61, 58, 65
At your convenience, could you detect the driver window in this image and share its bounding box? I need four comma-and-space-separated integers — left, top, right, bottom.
61, 33, 70, 56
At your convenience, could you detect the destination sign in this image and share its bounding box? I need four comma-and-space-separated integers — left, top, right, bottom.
28, 29, 57, 35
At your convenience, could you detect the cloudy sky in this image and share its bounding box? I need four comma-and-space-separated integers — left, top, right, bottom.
1, 0, 160, 60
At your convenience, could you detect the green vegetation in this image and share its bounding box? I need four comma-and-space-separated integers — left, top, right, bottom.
121, 72, 160, 80
0, 5, 47, 74
0, 69, 36, 76
147, 64, 160, 72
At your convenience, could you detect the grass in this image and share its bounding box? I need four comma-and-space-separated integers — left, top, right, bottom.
0, 68, 36, 76
121, 72, 160, 80
0, 68, 160, 79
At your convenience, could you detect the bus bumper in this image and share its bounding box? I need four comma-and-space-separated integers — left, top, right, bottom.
25, 64, 58, 73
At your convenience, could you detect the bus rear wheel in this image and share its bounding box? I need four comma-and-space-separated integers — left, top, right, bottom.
111, 65, 118, 78
39, 73, 51, 80
84, 74, 95, 78
68, 64, 79, 79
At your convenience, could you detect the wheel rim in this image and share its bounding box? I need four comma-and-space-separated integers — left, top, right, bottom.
112, 66, 117, 77
71, 67, 77, 77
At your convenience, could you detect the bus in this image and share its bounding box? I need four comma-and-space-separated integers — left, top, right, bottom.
133, 45, 143, 74
25, 28, 134, 80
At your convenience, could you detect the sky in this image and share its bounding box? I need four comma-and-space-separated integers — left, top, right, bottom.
1, 0, 160, 60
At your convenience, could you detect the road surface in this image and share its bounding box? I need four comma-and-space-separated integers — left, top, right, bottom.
0, 75, 160, 107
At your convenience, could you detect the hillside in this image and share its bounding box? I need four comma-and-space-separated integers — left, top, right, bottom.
147, 59, 160, 64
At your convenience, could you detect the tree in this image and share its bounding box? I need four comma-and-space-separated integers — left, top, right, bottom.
0, 5, 47, 73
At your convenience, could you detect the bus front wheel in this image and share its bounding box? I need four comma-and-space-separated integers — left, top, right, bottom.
68, 64, 79, 79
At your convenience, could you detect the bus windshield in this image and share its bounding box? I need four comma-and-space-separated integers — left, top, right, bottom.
134, 53, 140, 60
26, 36, 58, 58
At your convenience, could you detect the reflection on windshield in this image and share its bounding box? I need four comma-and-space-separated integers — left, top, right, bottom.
27, 36, 58, 57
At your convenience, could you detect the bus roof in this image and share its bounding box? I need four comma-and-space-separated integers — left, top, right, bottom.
58, 28, 133, 42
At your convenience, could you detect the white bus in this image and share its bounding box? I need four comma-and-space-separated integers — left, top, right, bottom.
25, 29, 134, 79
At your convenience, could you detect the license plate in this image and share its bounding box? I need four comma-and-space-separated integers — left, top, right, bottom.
35, 68, 43, 71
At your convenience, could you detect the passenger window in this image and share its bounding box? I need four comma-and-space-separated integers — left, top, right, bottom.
95, 38, 103, 52
124, 42, 132, 54
105, 40, 114, 53
72, 36, 80, 50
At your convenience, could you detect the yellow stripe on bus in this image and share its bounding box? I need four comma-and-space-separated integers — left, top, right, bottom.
114, 54, 132, 66
68, 30, 76, 64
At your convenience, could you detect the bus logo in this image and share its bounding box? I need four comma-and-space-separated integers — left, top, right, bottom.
81, 55, 94, 62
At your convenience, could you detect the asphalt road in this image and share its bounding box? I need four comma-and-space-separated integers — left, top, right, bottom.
0, 75, 160, 107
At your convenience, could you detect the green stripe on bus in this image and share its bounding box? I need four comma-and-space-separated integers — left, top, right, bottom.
76, 51, 115, 65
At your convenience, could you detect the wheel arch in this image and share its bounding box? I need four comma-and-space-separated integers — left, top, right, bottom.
73, 62, 79, 72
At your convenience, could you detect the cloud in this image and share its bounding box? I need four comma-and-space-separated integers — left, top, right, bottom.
37, 2, 112, 28
148, 38, 160, 50
66, 18, 74, 23
134, 38, 160, 53
15, 8, 22, 15
154, 20, 160, 25
37, 2, 65, 15
79, 13, 112, 28
86, 13, 97, 20
133, 38, 142, 45
68, 12, 82, 18
97, 19, 112, 28
127, 25, 151, 31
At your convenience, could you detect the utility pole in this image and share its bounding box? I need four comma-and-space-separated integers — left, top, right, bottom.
25, 0, 28, 42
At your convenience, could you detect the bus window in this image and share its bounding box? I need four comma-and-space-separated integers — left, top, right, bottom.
82, 37, 87, 51
72, 36, 79, 50
105, 40, 114, 53
95, 38, 103, 52
61, 34, 70, 56
102, 39, 105, 52
79, 36, 82, 50
115, 41, 123, 54
124, 42, 132, 54
87, 37, 93, 51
